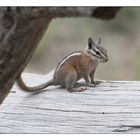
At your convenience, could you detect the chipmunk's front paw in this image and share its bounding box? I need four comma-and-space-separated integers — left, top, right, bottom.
92, 81, 102, 85
87, 83, 96, 87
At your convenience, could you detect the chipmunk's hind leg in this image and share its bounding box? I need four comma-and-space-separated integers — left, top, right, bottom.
65, 71, 87, 92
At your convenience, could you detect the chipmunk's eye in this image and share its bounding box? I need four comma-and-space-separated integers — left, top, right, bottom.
95, 51, 101, 56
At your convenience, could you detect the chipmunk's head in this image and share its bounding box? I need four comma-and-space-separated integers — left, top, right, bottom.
85, 37, 108, 63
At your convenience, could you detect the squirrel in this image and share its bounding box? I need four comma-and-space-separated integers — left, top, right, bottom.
16, 37, 108, 92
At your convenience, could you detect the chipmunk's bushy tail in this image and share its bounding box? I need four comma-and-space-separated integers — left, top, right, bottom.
16, 76, 54, 92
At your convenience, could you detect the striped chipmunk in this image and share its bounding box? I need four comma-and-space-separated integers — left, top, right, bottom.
16, 37, 108, 92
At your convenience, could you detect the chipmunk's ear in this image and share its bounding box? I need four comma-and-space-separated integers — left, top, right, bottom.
88, 37, 95, 49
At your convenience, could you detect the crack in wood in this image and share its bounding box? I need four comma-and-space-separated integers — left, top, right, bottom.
113, 125, 140, 132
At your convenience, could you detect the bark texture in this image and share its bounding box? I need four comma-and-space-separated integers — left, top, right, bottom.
0, 7, 121, 104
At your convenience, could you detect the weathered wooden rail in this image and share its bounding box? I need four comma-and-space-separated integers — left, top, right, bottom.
0, 71, 140, 133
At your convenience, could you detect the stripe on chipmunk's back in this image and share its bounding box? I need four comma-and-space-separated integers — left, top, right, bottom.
55, 51, 82, 72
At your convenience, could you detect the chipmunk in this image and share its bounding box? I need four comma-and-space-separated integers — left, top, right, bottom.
16, 37, 108, 92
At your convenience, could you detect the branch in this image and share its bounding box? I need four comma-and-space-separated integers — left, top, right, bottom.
30, 7, 121, 19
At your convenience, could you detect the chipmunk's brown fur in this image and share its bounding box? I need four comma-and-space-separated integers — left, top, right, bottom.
16, 37, 108, 92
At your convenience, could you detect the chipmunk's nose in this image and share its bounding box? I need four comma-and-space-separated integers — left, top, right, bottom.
105, 57, 108, 62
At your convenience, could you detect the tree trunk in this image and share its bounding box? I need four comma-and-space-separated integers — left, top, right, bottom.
0, 7, 120, 105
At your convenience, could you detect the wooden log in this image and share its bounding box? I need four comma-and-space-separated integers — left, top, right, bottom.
0, 72, 140, 133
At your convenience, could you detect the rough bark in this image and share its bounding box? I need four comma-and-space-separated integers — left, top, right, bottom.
0, 7, 121, 105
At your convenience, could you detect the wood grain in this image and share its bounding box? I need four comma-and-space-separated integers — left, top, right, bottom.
0, 71, 140, 133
